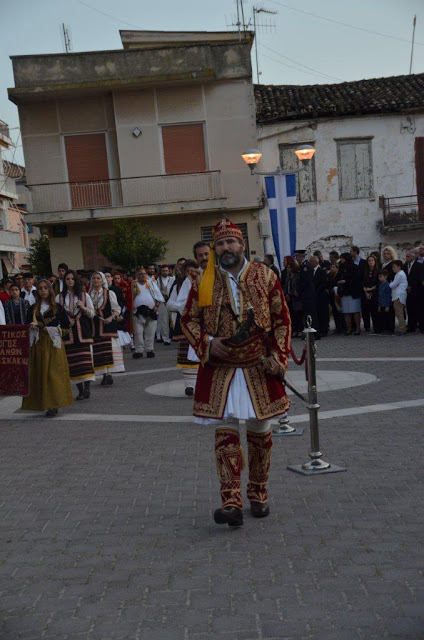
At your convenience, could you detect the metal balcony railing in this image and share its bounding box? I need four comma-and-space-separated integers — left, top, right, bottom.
27, 171, 225, 214
379, 195, 421, 226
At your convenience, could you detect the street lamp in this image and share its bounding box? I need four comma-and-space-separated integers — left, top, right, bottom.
241, 144, 316, 176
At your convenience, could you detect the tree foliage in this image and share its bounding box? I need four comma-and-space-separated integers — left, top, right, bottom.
27, 234, 52, 277
99, 220, 168, 273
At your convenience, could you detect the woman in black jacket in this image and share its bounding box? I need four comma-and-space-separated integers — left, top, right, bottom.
362, 255, 380, 334
337, 253, 362, 335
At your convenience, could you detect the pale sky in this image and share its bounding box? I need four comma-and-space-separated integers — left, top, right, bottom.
1, 0, 423, 166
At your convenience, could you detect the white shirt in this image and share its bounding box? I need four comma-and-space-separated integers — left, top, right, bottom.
157, 275, 175, 297
21, 286, 36, 306
133, 280, 164, 310
0, 300, 5, 325
55, 292, 95, 318
166, 277, 192, 315
389, 269, 408, 304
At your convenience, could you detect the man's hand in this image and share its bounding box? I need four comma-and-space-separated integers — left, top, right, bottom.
385, 307, 389, 312
262, 356, 280, 376
210, 337, 230, 359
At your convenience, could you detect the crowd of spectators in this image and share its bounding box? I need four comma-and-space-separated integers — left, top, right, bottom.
268, 244, 424, 338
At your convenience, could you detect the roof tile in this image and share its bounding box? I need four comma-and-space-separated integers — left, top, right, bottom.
255, 73, 424, 123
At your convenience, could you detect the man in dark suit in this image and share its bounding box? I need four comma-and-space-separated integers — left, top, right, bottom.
263, 254, 280, 278
310, 256, 329, 337
53, 263, 68, 296
350, 245, 367, 331
404, 250, 424, 332
295, 249, 318, 336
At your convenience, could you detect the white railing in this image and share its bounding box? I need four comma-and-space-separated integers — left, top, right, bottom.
28, 171, 224, 214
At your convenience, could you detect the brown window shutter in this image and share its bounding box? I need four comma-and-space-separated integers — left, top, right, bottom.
162, 124, 206, 174
65, 133, 111, 208
81, 236, 109, 271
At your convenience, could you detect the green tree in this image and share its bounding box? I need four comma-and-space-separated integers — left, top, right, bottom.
99, 219, 168, 273
27, 234, 52, 277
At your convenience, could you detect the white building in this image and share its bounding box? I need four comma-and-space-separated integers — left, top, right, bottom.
0, 121, 29, 278
255, 74, 424, 258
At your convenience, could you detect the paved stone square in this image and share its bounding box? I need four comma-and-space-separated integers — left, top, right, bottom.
0, 333, 423, 639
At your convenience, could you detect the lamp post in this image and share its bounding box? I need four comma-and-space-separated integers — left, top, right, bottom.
241, 144, 316, 176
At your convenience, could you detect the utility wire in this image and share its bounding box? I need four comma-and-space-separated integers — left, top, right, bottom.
266, 0, 424, 47
258, 41, 343, 82
260, 52, 341, 83
73, 0, 141, 29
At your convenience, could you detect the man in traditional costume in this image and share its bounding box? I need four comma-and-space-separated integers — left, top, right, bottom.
181, 219, 291, 527
156, 264, 175, 345
132, 267, 164, 359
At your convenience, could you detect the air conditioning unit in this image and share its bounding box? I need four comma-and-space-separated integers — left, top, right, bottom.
259, 220, 271, 238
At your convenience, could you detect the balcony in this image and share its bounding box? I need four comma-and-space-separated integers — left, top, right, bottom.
0, 229, 25, 252
0, 120, 13, 148
26, 170, 226, 223
0, 175, 18, 200
379, 195, 424, 232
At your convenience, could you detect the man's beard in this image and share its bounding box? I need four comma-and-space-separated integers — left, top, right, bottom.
219, 251, 243, 268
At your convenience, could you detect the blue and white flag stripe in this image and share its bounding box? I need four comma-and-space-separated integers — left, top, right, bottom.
265, 174, 296, 270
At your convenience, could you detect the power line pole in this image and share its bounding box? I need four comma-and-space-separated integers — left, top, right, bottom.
61, 23, 73, 54
409, 15, 417, 74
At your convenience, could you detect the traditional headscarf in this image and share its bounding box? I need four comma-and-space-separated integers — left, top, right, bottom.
89, 271, 108, 292
89, 272, 108, 309
198, 218, 244, 307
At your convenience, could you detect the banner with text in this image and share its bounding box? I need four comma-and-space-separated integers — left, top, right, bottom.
0, 325, 30, 396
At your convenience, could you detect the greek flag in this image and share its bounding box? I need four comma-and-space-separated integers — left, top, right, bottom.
265, 174, 296, 270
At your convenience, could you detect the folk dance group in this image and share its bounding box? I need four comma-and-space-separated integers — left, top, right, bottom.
17, 271, 125, 417
3, 217, 292, 527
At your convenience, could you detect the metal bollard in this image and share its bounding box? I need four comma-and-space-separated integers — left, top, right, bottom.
287, 316, 346, 475
272, 413, 304, 437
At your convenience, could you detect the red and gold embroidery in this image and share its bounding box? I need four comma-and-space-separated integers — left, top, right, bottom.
182, 262, 292, 420
215, 428, 243, 509
246, 430, 272, 504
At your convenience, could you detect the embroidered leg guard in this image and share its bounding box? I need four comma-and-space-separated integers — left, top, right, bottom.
215, 428, 243, 510
246, 430, 273, 504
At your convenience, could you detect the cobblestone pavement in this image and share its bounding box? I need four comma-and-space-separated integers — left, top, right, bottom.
0, 333, 423, 639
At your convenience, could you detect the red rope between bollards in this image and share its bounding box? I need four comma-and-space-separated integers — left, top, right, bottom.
290, 345, 306, 365
290, 345, 308, 381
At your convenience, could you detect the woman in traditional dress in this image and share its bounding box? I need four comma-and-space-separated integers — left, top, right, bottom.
89, 271, 125, 386
57, 270, 96, 401
4, 282, 30, 324
104, 272, 132, 349
112, 271, 133, 336
22, 279, 73, 417
167, 260, 199, 396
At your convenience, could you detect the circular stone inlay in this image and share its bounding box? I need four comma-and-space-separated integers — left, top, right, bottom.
145, 370, 378, 398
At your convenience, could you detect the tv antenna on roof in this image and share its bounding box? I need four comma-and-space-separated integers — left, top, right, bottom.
226, 1, 249, 40
61, 23, 73, 54
253, 6, 277, 84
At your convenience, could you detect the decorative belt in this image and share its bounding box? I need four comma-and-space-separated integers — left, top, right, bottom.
209, 332, 266, 368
